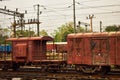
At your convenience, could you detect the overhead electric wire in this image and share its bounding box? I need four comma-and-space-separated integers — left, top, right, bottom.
0, 0, 102, 12
78, 4, 120, 9
1, 10, 120, 21
78, 0, 101, 3
21, 4, 120, 17
1, 2, 119, 15
44, 4, 120, 12
0, 1, 120, 23
0, 0, 119, 11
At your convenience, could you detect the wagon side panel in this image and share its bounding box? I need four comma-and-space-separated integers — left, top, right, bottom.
84, 37, 92, 65
116, 36, 120, 65
67, 37, 84, 64
12, 41, 28, 62
67, 38, 74, 64
109, 37, 116, 65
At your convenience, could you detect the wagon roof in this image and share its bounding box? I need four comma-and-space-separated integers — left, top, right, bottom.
47, 42, 67, 44
67, 32, 120, 38
6, 36, 53, 41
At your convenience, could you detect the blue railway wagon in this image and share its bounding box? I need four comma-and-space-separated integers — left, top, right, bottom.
0, 46, 2, 52
0, 45, 12, 53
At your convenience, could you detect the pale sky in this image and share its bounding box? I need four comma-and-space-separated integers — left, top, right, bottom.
0, 0, 120, 35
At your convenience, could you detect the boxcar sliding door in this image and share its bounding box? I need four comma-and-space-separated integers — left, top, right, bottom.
91, 38, 109, 65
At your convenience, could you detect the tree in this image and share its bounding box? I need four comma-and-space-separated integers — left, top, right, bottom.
105, 25, 120, 32
16, 30, 36, 37
0, 27, 9, 44
52, 22, 85, 42
40, 30, 48, 36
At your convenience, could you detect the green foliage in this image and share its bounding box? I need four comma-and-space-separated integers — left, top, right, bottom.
52, 22, 73, 42
40, 30, 48, 36
0, 28, 10, 44
16, 29, 48, 37
52, 22, 85, 42
76, 26, 85, 33
16, 30, 36, 37
105, 25, 120, 32
0, 35, 5, 44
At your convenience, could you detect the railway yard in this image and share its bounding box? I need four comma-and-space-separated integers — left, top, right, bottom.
0, 33, 120, 80
0, 0, 120, 80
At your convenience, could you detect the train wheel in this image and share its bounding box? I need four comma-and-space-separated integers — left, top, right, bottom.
2, 65, 8, 71
41, 66, 48, 72
80, 66, 98, 73
75, 65, 82, 73
12, 63, 20, 71
100, 66, 110, 75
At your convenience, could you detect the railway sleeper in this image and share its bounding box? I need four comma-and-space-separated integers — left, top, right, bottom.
47, 65, 61, 72
77, 65, 99, 73
1, 62, 12, 71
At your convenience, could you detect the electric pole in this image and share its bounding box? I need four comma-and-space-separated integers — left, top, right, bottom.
0, 6, 24, 37
34, 4, 40, 36
33, 4, 40, 36
73, 0, 76, 33
86, 14, 94, 32
13, 12, 16, 37
100, 21, 102, 32
37, 4, 40, 36
34, 4, 46, 36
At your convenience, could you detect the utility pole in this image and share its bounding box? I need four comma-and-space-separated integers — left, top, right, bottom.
73, 0, 76, 33
12, 18, 41, 37
34, 4, 46, 36
20, 15, 24, 35
13, 12, 16, 37
86, 14, 94, 32
33, 4, 40, 36
0, 6, 24, 37
100, 21, 102, 32
37, 4, 40, 36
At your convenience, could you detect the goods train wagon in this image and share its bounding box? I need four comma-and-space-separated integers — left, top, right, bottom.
1, 32, 120, 74
0, 45, 11, 53
0, 45, 12, 60
46, 42, 67, 60
6, 36, 53, 70
47, 42, 67, 53
2, 36, 66, 70
67, 32, 120, 73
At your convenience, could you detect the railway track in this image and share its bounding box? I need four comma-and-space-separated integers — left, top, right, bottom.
0, 68, 120, 80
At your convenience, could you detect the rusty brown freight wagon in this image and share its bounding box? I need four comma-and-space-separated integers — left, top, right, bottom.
67, 32, 120, 73
4, 36, 54, 70
3, 36, 66, 71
